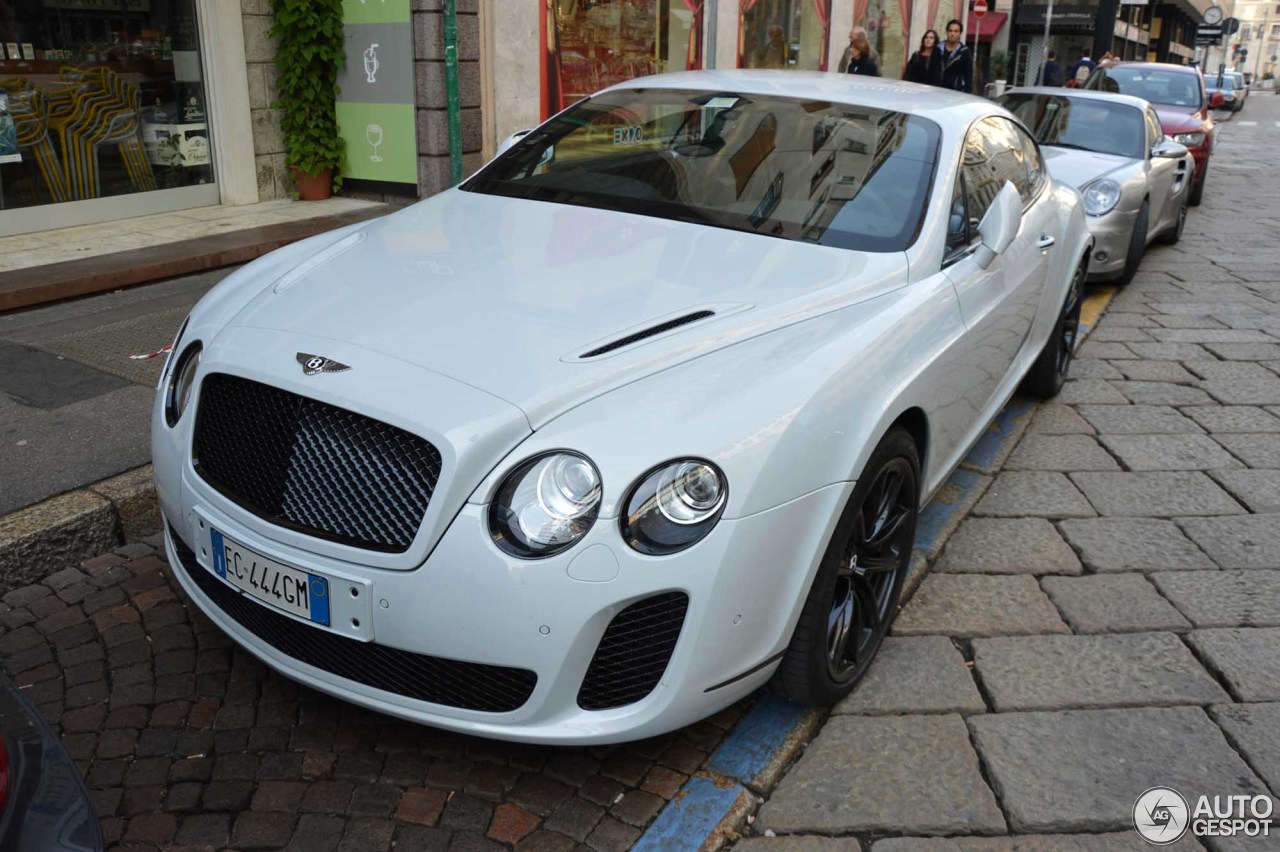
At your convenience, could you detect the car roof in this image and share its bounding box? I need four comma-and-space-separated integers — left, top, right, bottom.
1097, 60, 1201, 77
1004, 86, 1151, 112
601, 70, 1001, 124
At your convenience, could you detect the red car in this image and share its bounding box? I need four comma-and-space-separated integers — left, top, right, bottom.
1084, 61, 1223, 206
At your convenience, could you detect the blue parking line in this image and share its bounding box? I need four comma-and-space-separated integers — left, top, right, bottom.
633, 775, 750, 852
961, 398, 1035, 475
704, 694, 809, 787
914, 467, 987, 561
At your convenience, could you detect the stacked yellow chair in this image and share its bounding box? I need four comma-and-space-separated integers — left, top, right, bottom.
47, 67, 156, 200
1, 79, 70, 203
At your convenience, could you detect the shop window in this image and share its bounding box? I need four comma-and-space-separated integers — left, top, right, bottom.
0, 0, 213, 211
542, 0, 705, 118
738, 0, 832, 71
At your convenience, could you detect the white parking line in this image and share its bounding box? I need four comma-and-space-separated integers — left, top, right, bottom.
1238, 120, 1258, 126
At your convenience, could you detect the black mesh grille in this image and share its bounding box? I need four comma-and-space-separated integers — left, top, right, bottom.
167, 525, 537, 713
578, 592, 689, 710
193, 373, 441, 552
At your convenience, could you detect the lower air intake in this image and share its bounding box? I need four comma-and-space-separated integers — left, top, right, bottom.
577, 592, 689, 710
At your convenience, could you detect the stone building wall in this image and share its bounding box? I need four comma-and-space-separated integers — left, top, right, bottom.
236, 0, 483, 201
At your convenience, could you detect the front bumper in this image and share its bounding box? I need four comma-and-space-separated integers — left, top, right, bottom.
1083, 207, 1139, 281
161, 472, 847, 744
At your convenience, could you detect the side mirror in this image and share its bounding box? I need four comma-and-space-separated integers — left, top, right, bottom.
974, 182, 1022, 269
1209, 91, 1225, 108
496, 129, 533, 156
1152, 136, 1189, 159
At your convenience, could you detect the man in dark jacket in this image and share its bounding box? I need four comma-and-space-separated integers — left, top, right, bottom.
939, 19, 972, 92
1067, 48, 1096, 85
1036, 50, 1065, 86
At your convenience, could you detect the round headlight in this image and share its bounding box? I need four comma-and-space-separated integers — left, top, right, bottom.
489, 452, 601, 558
1082, 179, 1121, 216
622, 459, 727, 555
164, 342, 202, 428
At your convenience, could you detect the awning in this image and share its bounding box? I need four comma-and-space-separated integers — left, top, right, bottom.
966, 11, 1009, 42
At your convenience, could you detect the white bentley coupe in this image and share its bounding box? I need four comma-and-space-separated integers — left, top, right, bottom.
154, 71, 1092, 744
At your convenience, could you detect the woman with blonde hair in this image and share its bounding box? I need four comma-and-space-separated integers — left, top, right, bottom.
845, 32, 880, 76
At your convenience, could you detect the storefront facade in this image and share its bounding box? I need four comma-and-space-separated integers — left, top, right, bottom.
0, 0, 256, 237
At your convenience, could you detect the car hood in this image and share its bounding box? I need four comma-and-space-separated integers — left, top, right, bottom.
1041, 147, 1134, 190
1152, 103, 1205, 133
228, 190, 910, 426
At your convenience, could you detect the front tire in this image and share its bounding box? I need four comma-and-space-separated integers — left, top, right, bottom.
1158, 196, 1188, 245
774, 428, 919, 706
1190, 160, 1208, 206
1024, 259, 1084, 399
1116, 201, 1148, 287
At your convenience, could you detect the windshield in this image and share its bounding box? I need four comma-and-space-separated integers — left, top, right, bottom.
1085, 66, 1203, 109
1208, 75, 1236, 91
464, 89, 942, 253
1000, 93, 1144, 159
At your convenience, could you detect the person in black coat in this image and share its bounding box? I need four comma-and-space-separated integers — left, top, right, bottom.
844, 32, 880, 76
904, 29, 943, 85
939, 18, 972, 92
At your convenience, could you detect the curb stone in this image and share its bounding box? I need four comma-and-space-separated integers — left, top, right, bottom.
0, 465, 158, 592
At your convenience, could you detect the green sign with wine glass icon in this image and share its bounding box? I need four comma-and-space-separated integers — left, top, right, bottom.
336, 0, 417, 185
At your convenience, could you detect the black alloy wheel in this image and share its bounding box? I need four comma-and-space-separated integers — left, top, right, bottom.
775, 428, 919, 706
1159, 197, 1188, 245
1024, 260, 1084, 399
1116, 201, 1148, 287
1190, 160, 1208, 206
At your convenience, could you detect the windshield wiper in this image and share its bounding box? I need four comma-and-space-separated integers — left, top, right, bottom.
1045, 142, 1103, 153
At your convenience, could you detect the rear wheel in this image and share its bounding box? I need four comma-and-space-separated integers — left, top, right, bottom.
1190, 160, 1208, 206
1116, 201, 1149, 287
774, 428, 919, 706
1024, 259, 1084, 399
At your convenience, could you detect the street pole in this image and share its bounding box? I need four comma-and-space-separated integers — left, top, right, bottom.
707, 0, 718, 68
1041, 0, 1053, 85
444, 0, 464, 186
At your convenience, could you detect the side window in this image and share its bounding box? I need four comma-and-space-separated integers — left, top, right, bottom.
961, 117, 1025, 223
1146, 110, 1164, 151
1011, 122, 1046, 201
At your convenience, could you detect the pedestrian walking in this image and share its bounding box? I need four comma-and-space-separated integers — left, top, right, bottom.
1067, 47, 1096, 87
843, 31, 880, 76
904, 29, 943, 85
939, 19, 972, 92
838, 25, 880, 72
1036, 50, 1065, 86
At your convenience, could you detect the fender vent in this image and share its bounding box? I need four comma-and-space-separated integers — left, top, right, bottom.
580, 311, 716, 358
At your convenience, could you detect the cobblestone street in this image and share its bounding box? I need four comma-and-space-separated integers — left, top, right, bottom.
746, 100, 1280, 850
2, 95, 1279, 852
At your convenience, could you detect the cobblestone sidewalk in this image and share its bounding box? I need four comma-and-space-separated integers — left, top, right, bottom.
742, 107, 1280, 850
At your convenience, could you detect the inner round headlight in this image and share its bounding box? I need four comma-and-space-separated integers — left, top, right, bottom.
622, 459, 727, 555
164, 342, 202, 428
1082, 179, 1121, 217
489, 452, 602, 558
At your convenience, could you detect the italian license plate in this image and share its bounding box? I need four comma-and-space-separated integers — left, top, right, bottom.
209, 529, 331, 626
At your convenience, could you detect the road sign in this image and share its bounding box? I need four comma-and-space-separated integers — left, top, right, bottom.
1222, 16, 1240, 35
974, 0, 988, 18
1195, 26, 1223, 45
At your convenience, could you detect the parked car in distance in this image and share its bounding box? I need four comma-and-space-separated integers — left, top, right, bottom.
1224, 69, 1247, 107
153, 71, 1094, 744
0, 673, 104, 851
1205, 72, 1241, 111
1000, 88, 1195, 285
1085, 61, 1220, 205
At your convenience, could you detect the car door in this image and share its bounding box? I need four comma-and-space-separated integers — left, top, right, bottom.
942, 117, 1051, 420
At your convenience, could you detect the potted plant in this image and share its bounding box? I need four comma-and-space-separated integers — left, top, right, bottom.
270, 0, 346, 199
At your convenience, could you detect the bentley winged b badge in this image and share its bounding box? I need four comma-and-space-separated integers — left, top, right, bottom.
296, 353, 351, 376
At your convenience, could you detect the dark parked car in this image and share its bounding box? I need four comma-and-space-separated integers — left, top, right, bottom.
1085, 61, 1222, 205
0, 674, 103, 851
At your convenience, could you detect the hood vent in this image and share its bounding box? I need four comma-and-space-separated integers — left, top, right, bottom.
579, 310, 717, 359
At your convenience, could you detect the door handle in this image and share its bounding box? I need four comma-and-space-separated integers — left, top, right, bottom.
1037, 234, 1056, 249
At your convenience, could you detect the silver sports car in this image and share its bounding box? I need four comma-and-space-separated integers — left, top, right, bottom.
1001, 87, 1195, 285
